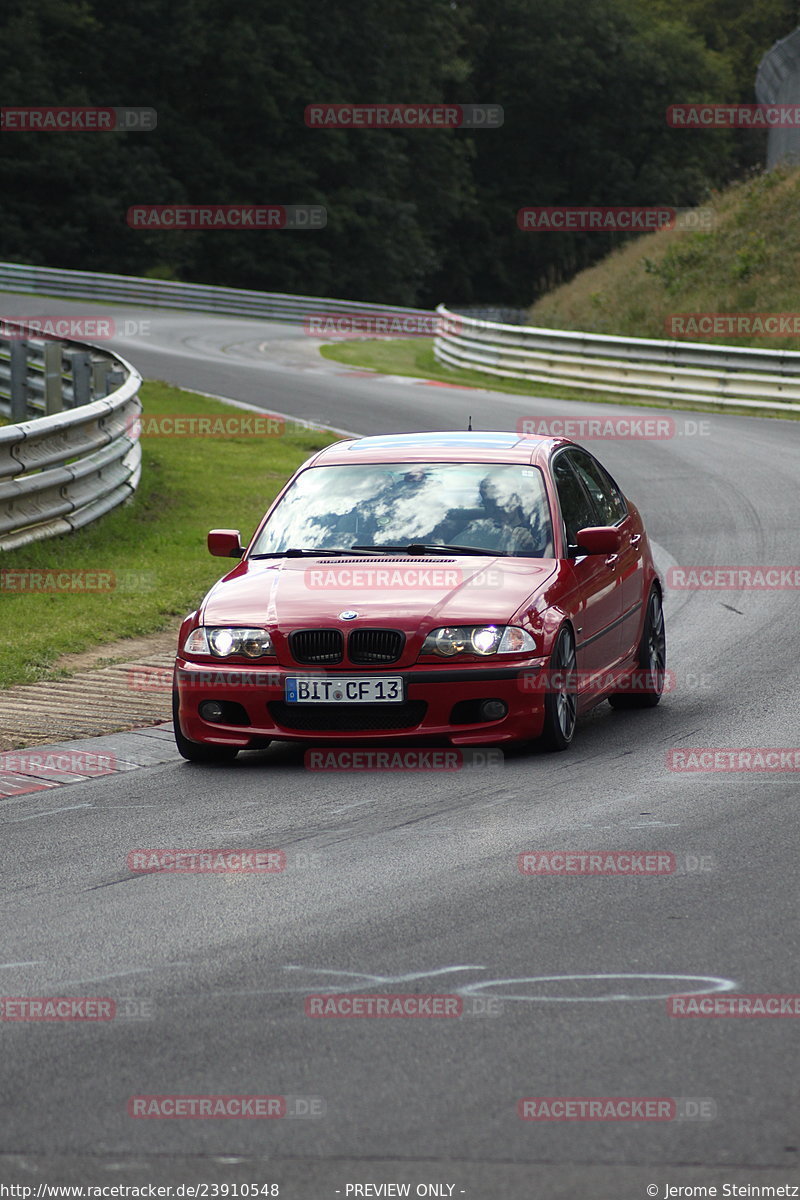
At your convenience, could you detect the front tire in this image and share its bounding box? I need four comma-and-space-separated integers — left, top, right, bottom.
172, 690, 240, 763
608, 586, 666, 710
538, 625, 577, 752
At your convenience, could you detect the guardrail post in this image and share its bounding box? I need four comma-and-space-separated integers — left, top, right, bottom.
92, 358, 111, 396
68, 348, 92, 409
9, 340, 28, 421
93, 360, 125, 397
43, 341, 64, 414
105, 367, 126, 395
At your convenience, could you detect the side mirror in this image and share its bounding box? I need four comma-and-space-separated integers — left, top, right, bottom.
208, 529, 244, 558
575, 526, 622, 555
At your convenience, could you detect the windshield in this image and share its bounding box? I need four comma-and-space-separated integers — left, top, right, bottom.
250, 461, 554, 558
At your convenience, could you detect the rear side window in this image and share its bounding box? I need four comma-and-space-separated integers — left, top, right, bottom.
566, 449, 627, 526
552, 452, 596, 550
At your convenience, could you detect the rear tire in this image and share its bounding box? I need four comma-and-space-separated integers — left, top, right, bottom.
538, 625, 577, 752
172, 690, 240, 763
608, 587, 666, 710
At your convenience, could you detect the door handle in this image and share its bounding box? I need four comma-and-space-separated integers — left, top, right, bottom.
629, 534, 642, 548
605, 554, 619, 570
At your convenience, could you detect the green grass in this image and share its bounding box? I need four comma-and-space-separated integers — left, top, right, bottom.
321, 336, 643, 402
324, 169, 800, 419
527, 167, 800, 350
0, 382, 338, 688
319, 338, 798, 420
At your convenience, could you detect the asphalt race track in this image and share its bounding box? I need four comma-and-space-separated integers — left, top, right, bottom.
1, 296, 799, 1198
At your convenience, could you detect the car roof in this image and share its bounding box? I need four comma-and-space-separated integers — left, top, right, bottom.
309, 431, 566, 466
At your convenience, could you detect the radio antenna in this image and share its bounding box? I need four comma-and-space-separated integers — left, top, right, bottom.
467, 414, 472, 431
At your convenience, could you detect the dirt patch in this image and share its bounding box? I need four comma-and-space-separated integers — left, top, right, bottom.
54, 628, 178, 673
0, 629, 178, 752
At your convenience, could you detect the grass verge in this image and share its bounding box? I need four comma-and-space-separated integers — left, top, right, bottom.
320, 338, 798, 421
527, 166, 800, 350
0, 381, 338, 689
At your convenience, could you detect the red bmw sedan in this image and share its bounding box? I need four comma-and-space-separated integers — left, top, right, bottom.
173, 431, 665, 761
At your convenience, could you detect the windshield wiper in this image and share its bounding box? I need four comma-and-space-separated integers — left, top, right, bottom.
351, 543, 490, 556
249, 548, 353, 558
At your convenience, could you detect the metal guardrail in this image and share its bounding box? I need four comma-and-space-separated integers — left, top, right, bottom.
450, 306, 529, 325
0, 261, 434, 325
434, 306, 800, 413
5, 261, 798, 416
0, 321, 141, 551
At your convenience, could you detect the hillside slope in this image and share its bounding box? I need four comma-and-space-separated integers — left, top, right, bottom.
527, 167, 800, 350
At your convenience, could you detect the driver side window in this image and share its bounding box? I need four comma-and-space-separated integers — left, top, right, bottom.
567, 449, 627, 526
552, 453, 596, 553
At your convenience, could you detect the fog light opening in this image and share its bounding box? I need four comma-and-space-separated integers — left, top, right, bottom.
480, 699, 508, 722
199, 700, 225, 723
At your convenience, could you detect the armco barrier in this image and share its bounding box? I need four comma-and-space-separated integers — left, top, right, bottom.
0, 261, 433, 325
0, 320, 141, 551
433, 306, 800, 413
4, 261, 798, 415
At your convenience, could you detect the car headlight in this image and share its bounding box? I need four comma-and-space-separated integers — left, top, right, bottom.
182, 627, 275, 658
420, 625, 535, 657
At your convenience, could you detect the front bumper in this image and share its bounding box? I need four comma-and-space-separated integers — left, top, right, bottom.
174, 656, 549, 747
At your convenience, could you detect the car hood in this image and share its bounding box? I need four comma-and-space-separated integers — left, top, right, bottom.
201, 555, 559, 632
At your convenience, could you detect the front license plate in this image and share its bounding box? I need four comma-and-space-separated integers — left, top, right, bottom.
285, 676, 404, 704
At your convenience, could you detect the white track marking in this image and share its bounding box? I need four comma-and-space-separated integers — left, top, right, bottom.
2, 803, 94, 822
456, 972, 737, 1002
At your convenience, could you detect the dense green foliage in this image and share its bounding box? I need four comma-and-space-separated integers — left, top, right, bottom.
0, 0, 795, 305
